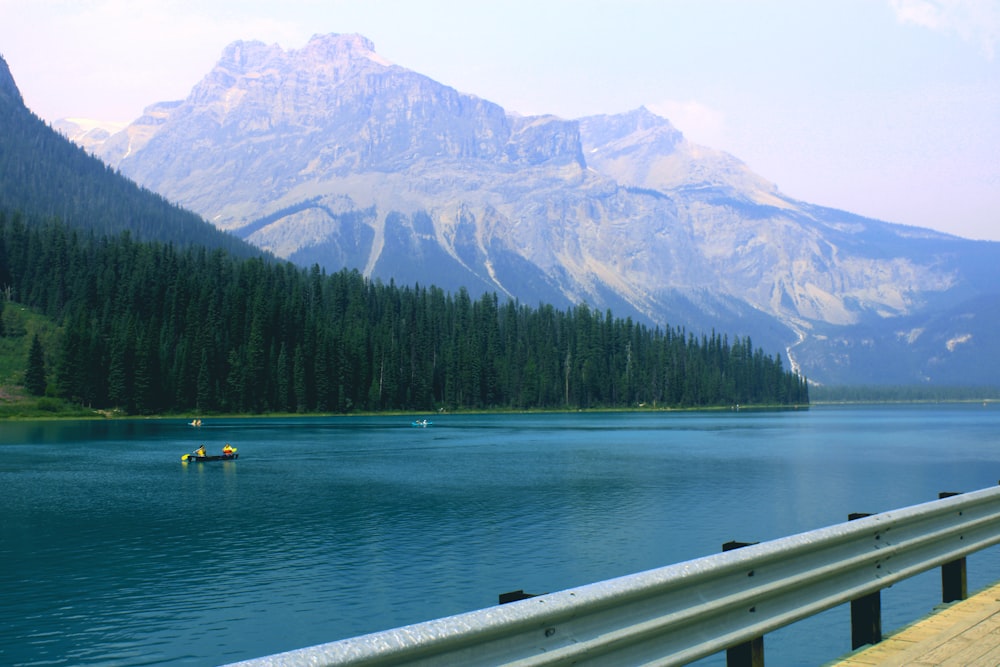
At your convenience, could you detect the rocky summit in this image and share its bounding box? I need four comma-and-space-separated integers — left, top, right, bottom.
85, 33, 1000, 386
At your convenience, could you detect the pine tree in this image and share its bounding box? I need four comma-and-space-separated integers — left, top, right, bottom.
196, 349, 212, 413
24, 333, 46, 396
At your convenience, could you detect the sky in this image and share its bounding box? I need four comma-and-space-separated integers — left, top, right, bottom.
0, 0, 998, 241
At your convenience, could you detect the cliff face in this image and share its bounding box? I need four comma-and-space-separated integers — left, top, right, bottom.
85, 33, 1000, 385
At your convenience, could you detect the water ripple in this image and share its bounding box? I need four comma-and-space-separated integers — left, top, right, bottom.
3, 408, 1000, 665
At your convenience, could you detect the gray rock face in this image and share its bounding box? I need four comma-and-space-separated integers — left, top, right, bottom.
87, 33, 1000, 385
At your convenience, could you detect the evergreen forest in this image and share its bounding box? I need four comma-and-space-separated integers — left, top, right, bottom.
0, 211, 808, 415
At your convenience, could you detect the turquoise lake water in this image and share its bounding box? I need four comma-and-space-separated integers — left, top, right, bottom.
2, 405, 1000, 666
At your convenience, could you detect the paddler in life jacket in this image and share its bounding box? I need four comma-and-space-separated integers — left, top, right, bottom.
222, 443, 235, 456
195, 445, 207, 457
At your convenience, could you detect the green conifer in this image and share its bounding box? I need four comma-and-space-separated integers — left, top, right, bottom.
24, 333, 46, 396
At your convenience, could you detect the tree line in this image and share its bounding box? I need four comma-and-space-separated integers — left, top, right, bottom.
810, 384, 1000, 403
1, 211, 808, 414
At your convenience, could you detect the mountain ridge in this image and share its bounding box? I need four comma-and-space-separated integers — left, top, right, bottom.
67, 34, 1000, 386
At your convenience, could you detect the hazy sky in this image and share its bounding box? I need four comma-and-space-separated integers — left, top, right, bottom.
1, 0, 997, 241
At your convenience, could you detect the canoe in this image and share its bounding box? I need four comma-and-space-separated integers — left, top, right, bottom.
182, 453, 238, 462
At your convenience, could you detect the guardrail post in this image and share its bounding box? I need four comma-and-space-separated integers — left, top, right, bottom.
938, 492, 968, 603
723, 540, 763, 667
848, 512, 881, 649
498, 589, 541, 604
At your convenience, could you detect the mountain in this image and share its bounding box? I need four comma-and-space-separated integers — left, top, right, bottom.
0, 55, 261, 259
52, 118, 128, 154
82, 33, 1000, 386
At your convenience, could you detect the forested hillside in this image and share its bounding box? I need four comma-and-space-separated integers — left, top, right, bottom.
0, 212, 808, 414
0, 55, 260, 258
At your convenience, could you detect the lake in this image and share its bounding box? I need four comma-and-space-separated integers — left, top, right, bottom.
2, 404, 1000, 666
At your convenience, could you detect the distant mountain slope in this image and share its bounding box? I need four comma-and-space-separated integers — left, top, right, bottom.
52, 118, 128, 154
81, 34, 1000, 386
0, 55, 262, 259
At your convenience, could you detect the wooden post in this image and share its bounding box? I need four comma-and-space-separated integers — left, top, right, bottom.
939, 492, 968, 603
848, 512, 882, 649
723, 540, 763, 667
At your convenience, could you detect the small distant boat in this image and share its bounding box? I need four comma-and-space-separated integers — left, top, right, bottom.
182, 452, 238, 462
188, 419, 203, 427
411, 419, 433, 427
182, 446, 237, 462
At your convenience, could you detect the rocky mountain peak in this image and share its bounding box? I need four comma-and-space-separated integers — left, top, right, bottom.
580, 106, 684, 150
216, 33, 385, 73
181, 33, 394, 128
297, 33, 387, 66
217, 39, 283, 71
579, 108, 778, 197
92, 32, 587, 226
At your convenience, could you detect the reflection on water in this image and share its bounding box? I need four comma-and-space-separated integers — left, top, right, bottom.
2, 405, 1000, 666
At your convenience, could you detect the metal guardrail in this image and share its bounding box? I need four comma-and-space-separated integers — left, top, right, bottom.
226, 485, 1000, 667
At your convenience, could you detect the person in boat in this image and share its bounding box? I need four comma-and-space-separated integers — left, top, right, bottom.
195, 445, 207, 458
222, 443, 235, 456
